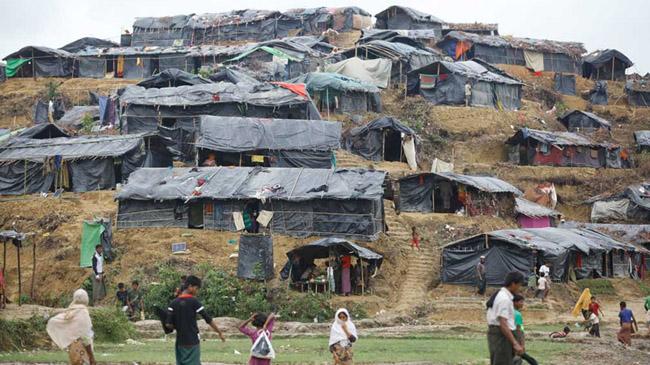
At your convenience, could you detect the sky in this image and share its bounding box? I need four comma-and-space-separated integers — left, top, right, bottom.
0, 0, 648, 73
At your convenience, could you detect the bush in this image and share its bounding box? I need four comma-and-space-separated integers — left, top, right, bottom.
90, 307, 136, 342
576, 279, 615, 295
0, 316, 50, 351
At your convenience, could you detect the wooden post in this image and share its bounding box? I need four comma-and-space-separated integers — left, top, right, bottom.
484, 234, 489, 249
382, 130, 386, 160
611, 57, 615, 81
30, 241, 36, 299
2, 241, 5, 278
31, 49, 35, 79
17, 245, 21, 306
360, 257, 365, 296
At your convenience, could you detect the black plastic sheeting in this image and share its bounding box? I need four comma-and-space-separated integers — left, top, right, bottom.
60, 37, 118, 53
285, 237, 383, 266
626, 80, 650, 108
209, 68, 260, 84
137, 69, 213, 88
554, 73, 576, 95
589, 81, 608, 105
237, 235, 274, 280
374, 6, 444, 31
3, 46, 74, 77
17, 124, 69, 139
582, 49, 633, 81
559, 110, 611, 131
57, 106, 100, 129
33, 101, 49, 124
399, 174, 435, 212
343, 116, 417, 161
0, 161, 54, 195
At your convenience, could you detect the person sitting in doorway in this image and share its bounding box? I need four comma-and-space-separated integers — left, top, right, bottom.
202, 152, 217, 167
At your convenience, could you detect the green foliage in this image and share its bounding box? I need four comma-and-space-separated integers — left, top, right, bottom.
576, 279, 615, 295
44, 81, 61, 100
80, 113, 95, 133
81, 275, 93, 305
0, 316, 50, 351
90, 307, 136, 343
554, 100, 568, 119
142, 264, 362, 322
639, 282, 650, 296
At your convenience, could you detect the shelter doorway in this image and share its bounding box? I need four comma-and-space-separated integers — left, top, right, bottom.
383, 130, 403, 162
188, 202, 204, 229
433, 181, 459, 213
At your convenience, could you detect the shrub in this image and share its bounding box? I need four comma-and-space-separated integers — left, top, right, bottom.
0, 316, 50, 351
576, 279, 615, 295
90, 307, 136, 342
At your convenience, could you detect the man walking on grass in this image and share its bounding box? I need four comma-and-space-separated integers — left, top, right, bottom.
486, 271, 525, 365
166, 275, 225, 365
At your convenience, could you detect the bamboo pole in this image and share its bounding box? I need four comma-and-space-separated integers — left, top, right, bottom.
17, 245, 22, 306
2, 241, 5, 278
611, 57, 615, 81
30, 241, 35, 299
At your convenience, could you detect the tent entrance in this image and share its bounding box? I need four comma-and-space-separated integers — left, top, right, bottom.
188, 202, 204, 229
383, 129, 403, 162
198, 149, 270, 167
433, 181, 460, 213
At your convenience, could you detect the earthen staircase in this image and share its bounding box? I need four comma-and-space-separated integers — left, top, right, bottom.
383, 201, 442, 313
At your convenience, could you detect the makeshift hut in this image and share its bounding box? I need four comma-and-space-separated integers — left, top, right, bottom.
582, 49, 633, 81
375, 6, 444, 35
0, 133, 173, 195
59, 37, 119, 53
626, 79, 650, 107
442, 23, 499, 37
437, 31, 585, 73
554, 73, 576, 95
634, 131, 650, 152
15, 124, 69, 139
115, 167, 386, 240
278, 7, 372, 36
186, 10, 282, 44
283, 36, 336, 54
407, 59, 523, 110
324, 57, 392, 89
195, 116, 341, 168
137, 68, 212, 88
398, 172, 521, 216
358, 29, 435, 49
118, 82, 321, 160
441, 228, 647, 285
505, 128, 626, 168
291, 72, 381, 114
515, 197, 561, 228
339, 41, 439, 85
3, 46, 75, 78
74, 46, 191, 79
131, 14, 190, 47
343, 116, 418, 169
558, 110, 611, 132
208, 67, 260, 84
281, 237, 383, 295
589, 183, 650, 223
330, 7, 372, 32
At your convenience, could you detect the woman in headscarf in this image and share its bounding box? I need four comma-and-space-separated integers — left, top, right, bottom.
571, 288, 592, 319
46, 289, 96, 365
329, 308, 358, 365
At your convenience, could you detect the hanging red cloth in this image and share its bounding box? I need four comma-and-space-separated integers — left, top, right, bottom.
576, 253, 583, 268
271, 82, 309, 98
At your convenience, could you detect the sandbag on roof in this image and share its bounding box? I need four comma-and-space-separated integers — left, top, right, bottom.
286, 237, 383, 267
324, 57, 392, 89
118, 82, 309, 107
0, 133, 149, 161
434, 172, 522, 195
116, 167, 386, 202
291, 72, 380, 93
515, 197, 561, 218
138, 69, 213, 88
195, 116, 341, 152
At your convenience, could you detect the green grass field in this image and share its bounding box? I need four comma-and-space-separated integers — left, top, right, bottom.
0, 336, 573, 364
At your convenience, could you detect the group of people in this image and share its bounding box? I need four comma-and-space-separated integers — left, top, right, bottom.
476, 258, 552, 303
115, 280, 144, 321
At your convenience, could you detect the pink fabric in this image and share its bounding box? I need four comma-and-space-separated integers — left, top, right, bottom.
518, 216, 551, 228
342, 267, 351, 294
239, 318, 275, 365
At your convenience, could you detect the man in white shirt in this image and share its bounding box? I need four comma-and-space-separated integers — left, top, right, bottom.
486, 271, 525, 365
464, 81, 472, 107
535, 273, 550, 302
91, 245, 106, 305
538, 262, 551, 278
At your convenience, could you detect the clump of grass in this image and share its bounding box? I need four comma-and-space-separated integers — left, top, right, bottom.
90, 307, 137, 343
0, 316, 50, 351
576, 279, 615, 295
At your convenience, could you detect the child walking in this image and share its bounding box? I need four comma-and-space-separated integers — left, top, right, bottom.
411, 227, 420, 251
239, 313, 276, 365
513, 294, 539, 365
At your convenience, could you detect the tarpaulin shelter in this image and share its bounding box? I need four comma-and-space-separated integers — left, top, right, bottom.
589, 80, 609, 105
358, 29, 433, 50
118, 82, 321, 161
558, 110, 611, 132
554, 73, 576, 95
282, 237, 382, 294
57, 106, 100, 130
290, 72, 381, 114
634, 131, 650, 152
209, 67, 260, 85
59, 37, 119, 53
16, 124, 69, 139
0, 133, 173, 195
278, 7, 371, 36
330, 7, 372, 32
407, 59, 523, 110
137, 68, 212, 88
343, 116, 418, 169
590, 183, 650, 224
375, 6, 444, 35
506, 128, 617, 168
339, 41, 440, 85
437, 31, 585, 73
582, 49, 633, 81
131, 14, 191, 47
115, 167, 386, 240
195, 116, 341, 168
187, 10, 282, 44
442, 23, 499, 37
0, 63, 5, 82
3, 46, 75, 78
73, 46, 191, 79
398, 172, 521, 216
237, 235, 274, 280
283, 36, 336, 54
441, 227, 646, 285
515, 197, 561, 228
324, 57, 392, 89
626, 79, 650, 107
